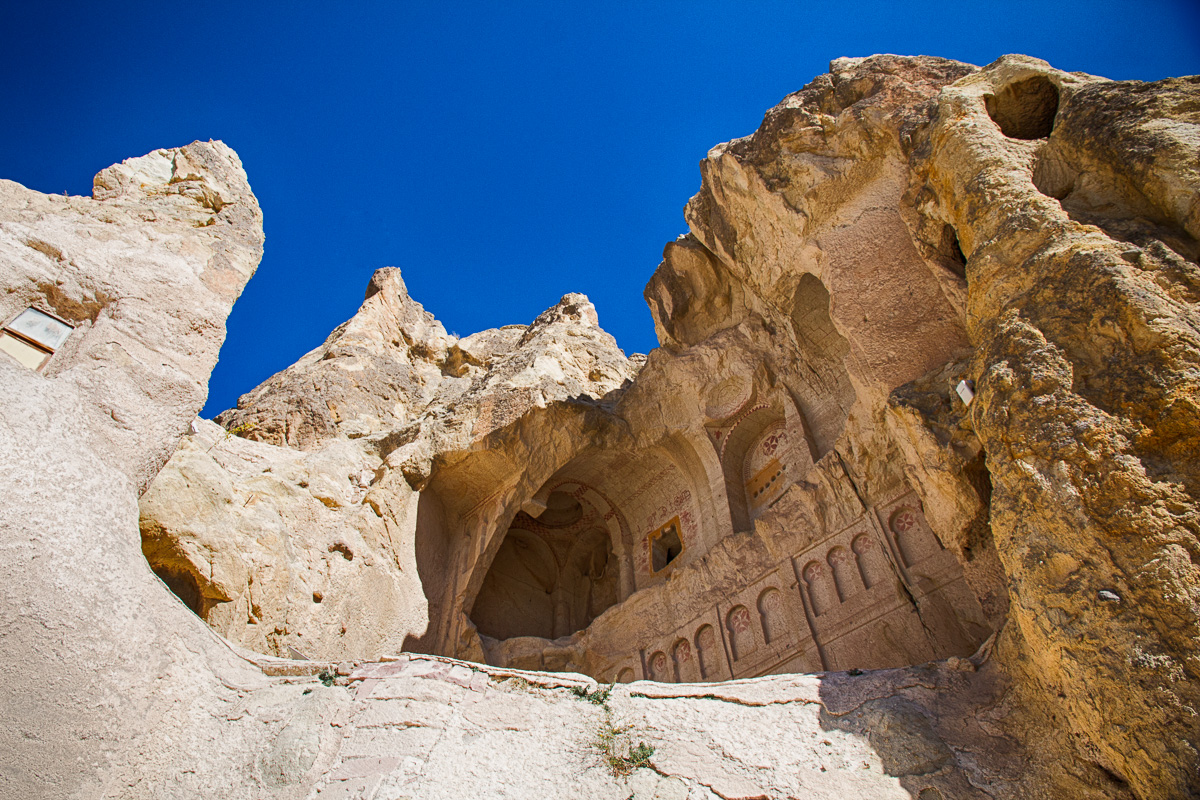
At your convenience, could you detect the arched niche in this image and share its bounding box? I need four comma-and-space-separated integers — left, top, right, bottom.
720, 402, 805, 532
726, 604, 756, 662
890, 505, 943, 568
852, 533, 892, 590
757, 587, 787, 645
647, 650, 670, 682
672, 638, 700, 683
694, 624, 720, 680
470, 529, 558, 640
786, 273, 857, 457
827, 545, 864, 602
802, 560, 838, 617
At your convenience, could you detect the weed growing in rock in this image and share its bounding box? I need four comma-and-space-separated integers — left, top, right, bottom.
594, 714, 655, 778
501, 675, 532, 692
207, 421, 257, 453
579, 683, 656, 778
571, 682, 613, 705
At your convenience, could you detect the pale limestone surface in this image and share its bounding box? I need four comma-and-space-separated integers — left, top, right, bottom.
139, 418, 419, 660
296, 648, 1041, 800
0, 142, 279, 798
0, 141, 264, 492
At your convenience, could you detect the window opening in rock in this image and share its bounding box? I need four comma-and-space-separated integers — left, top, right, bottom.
985, 76, 1059, 140
650, 517, 683, 572
0, 307, 73, 372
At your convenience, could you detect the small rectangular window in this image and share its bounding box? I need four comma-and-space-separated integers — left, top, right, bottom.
1, 307, 74, 371
649, 516, 684, 573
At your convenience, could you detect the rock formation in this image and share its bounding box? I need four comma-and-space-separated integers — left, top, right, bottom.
2, 54, 1198, 799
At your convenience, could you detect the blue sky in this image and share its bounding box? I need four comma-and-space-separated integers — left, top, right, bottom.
2, 1, 1197, 417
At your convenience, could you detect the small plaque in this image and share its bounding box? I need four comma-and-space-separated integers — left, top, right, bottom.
955, 379, 975, 406
8, 308, 73, 350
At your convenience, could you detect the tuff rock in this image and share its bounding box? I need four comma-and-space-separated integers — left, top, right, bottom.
2, 54, 1199, 800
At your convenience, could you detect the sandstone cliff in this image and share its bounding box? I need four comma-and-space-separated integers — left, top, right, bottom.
2, 54, 1198, 800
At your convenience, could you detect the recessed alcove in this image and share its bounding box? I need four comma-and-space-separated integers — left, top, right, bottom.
471, 515, 619, 641
940, 223, 967, 277
468, 438, 717, 648
151, 564, 207, 619
787, 274, 856, 458
985, 75, 1059, 140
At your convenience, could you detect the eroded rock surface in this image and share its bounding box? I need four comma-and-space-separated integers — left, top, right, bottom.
4, 54, 1199, 800
0, 142, 272, 797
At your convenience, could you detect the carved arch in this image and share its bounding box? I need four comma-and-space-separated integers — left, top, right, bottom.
726, 604, 755, 661
648, 650, 670, 682
757, 587, 787, 645
672, 638, 699, 683
802, 560, 837, 617
890, 506, 941, 567
827, 545, 863, 601
695, 624, 719, 680
852, 533, 890, 589
721, 404, 787, 532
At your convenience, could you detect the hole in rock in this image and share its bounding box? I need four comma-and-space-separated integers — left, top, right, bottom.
468, 441, 710, 647
471, 524, 618, 641
985, 75, 1059, 140
650, 519, 683, 572
151, 564, 206, 619
1032, 153, 1075, 200
940, 224, 967, 278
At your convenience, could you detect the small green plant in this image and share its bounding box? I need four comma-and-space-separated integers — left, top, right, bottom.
594, 714, 655, 777
571, 682, 613, 706
619, 742, 656, 774
225, 421, 257, 439
501, 675, 532, 692
208, 421, 257, 452
584, 684, 656, 778
317, 669, 335, 687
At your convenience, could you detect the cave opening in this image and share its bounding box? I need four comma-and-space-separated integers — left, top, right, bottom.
788, 274, 856, 458
985, 75, 1059, 140
468, 441, 712, 652
471, 490, 619, 641
940, 223, 967, 278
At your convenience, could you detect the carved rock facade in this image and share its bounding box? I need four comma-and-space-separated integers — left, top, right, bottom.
1, 54, 1196, 800
142, 54, 1200, 798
